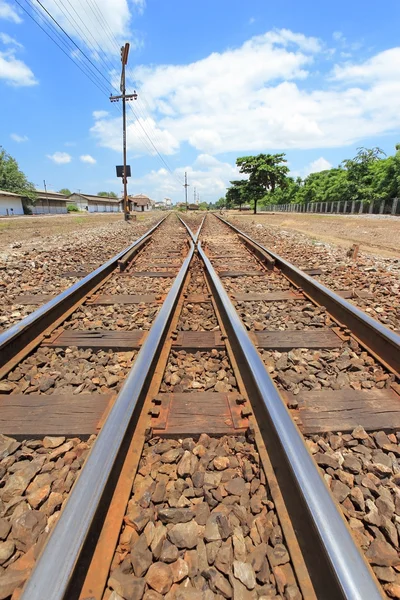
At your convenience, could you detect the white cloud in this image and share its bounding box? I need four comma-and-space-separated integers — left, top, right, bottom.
333, 31, 345, 43
90, 113, 179, 155
0, 50, 37, 86
93, 110, 109, 119
129, 155, 246, 203
0, 32, 22, 47
114, 30, 400, 154
39, 0, 143, 55
47, 152, 72, 164
10, 133, 28, 142
304, 157, 332, 176
0, 1, 22, 23
133, 0, 146, 15
80, 154, 96, 164
333, 48, 400, 83
249, 17, 255, 24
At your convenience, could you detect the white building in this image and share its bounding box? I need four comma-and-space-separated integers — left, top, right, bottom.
0, 190, 24, 216
129, 194, 153, 212
32, 190, 68, 214
68, 193, 122, 213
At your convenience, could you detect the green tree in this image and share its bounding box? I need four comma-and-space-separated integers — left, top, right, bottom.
0, 146, 36, 202
236, 153, 289, 213
341, 147, 386, 204
98, 191, 118, 198
59, 188, 72, 196
215, 197, 227, 209
226, 180, 247, 210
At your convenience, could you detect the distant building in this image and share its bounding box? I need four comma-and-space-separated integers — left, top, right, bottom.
0, 190, 24, 216
68, 193, 122, 213
129, 194, 153, 212
32, 190, 69, 214
154, 197, 173, 210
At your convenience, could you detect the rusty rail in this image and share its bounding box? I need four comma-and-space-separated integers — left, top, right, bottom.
216, 214, 400, 376
20, 240, 195, 600
0, 216, 166, 372
197, 238, 383, 600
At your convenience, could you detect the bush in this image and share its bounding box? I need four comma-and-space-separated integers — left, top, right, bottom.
67, 204, 79, 212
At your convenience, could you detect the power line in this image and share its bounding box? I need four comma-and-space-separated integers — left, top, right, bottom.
128, 104, 183, 185
33, 0, 113, 91
20, 0, 184, 185
15, 0, 111, 96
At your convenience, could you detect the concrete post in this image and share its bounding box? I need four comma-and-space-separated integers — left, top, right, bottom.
344, 201, 347, 214
369, 201, 374, 214
359, 201, 363, 214
379, 200, 384, 214
391, 198, 398, 215
351, 201, 355, 214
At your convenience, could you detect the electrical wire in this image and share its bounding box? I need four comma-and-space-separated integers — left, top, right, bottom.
15, 0, 111, 96
17, 0, 184, 183
33, 0, 113, 90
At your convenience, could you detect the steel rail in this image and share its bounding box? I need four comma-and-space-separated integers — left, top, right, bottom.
0, 216, 166, 369
197, 240, 383, 600
21, 241, 195, 600
216, 215, 400, 375
178, 214, 205, 243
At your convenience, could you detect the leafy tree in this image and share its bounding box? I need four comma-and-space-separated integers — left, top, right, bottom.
230, 144, 400, 210
226, 181, 247, 210
98, 191, 118, 198
59, 188, 72, 196
341, 147, 386, 204
265, 176, 302, 205
236, 153, 289, 213
0, 146, 36, 202
215, 197, 227, 209
198, 201, 209, 210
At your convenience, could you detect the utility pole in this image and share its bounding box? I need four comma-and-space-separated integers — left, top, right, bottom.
193, 187, 196, 204
183, 172, 189, 211
43, 179, 49, 214
110, 43, 137, 221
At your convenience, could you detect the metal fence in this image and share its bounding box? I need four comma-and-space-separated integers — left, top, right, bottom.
259, 198, 400, 215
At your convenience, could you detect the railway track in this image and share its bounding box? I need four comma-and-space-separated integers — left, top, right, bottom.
0, 215, 162, 333
0, 213, 399, 598
225, 214, 400, 332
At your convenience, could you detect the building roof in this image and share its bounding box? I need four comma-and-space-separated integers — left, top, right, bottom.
131, 194, 151, 200
129, 193, 153, 206
0, 189, 23, 198
129, 194, 153, 206
35, 190, 69, 200
71, 193, 122, 204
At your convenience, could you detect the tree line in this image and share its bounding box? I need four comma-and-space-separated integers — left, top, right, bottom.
222, 145, 400, 213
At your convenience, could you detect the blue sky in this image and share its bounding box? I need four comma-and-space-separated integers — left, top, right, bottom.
1, 0, 400, 203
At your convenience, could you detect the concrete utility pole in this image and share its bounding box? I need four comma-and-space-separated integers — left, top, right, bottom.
110, 42, 137, 221
43, 179, 49, 213
183, 172, 189, 211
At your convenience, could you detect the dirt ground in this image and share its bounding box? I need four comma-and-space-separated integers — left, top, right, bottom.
228, 213, 400, 258
0, 212, 156, 245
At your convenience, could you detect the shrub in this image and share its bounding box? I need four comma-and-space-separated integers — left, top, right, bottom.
67, 204, 79, 212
